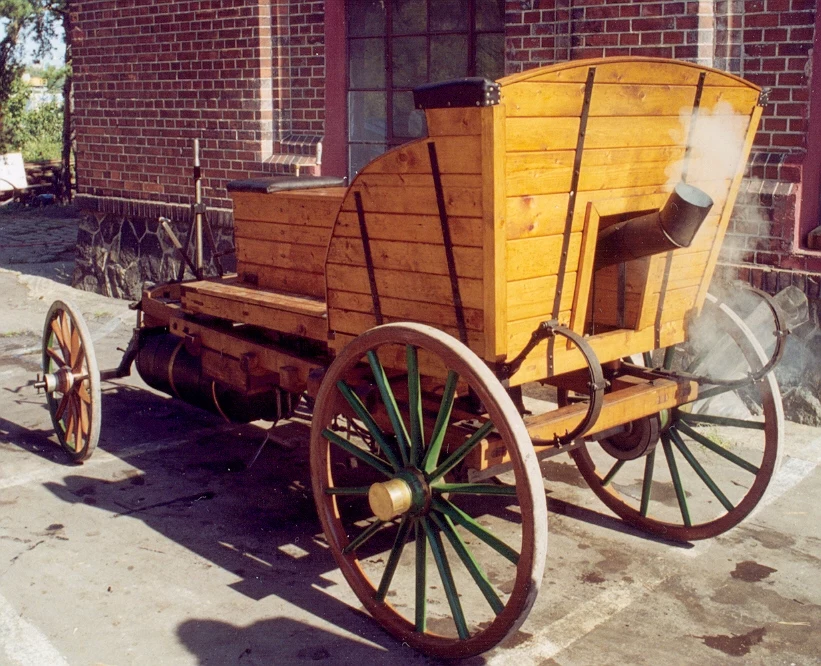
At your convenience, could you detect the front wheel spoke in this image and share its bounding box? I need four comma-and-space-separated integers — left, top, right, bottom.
676, 421, 760, 475
77, 382, 92, 404
693, 384, 742, 402
661, 435, 691, 526
601, 459, 625, 486
430, 512, 504, 615
322, 429, 393, 477
406, 345, 424, 467
336, 380, 402, 471
640, 448, 656, 516
51, 318, 69, 361
433, 482, 517, 497
342, 519, 385, 555
430, 420, 494, 483
324, 486, 370, 496
366, 350, 410, 466
376, 516, 411, 602
414, 520, 427, 633
669, 428, 735, 512
74, 395, 86, 449
421, 517, 469, 640
422, 370, 458, 473
70, 325, 81, 364
677, 411, 765, 431
433, 498, 519, 565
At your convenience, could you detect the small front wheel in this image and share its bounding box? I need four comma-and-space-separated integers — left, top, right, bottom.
310, 323, 547, 658
41, 300, 101, 462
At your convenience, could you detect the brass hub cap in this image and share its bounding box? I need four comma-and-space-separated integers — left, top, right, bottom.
368, 478, 413, 521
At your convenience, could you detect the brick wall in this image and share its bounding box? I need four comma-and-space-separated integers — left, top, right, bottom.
71, 0, 275, 211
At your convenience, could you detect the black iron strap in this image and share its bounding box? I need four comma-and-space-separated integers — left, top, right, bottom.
548, 65, 596, 375
428, 141, 468, 345
354, 191, 384, 326
682, 71, 706, 184
654, 251, 674, 349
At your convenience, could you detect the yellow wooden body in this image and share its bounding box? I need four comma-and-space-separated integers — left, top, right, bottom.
215, 57, 762, 387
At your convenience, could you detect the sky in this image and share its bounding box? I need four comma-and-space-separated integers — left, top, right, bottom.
0, 17, 65, 68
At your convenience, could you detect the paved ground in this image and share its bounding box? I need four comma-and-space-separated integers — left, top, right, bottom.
0, 205, 819, 665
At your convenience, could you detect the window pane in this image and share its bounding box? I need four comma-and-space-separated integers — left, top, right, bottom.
348, 0, 386, 37
349, 38, 386, 89
350, 142, 388, 176
475, 33, 504, 80
392, 36, 427, 88
392, 91, 427, 139
430, 0, 467, 32
430, 35, 468, 81
348, 91, 387, 142
392, 0, 426, 34
475, 0, 504, 31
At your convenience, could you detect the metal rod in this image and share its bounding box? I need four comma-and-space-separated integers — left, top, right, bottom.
193, 139, 203, 278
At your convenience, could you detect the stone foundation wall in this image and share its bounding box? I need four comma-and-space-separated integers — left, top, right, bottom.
72, 195, 236, 300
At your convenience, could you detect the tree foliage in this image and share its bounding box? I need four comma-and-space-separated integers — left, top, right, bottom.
0, 0, 65, 152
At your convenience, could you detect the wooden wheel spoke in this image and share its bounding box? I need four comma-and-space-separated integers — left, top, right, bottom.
431, 512, 504, 615
341, 519, 385, 555
432, 482, 517, 497
429, 420, 494, 483
366, 350, 411, 466
602, 459, 625, 486
74, 395, 86, 450
414, 520, 427, 633
375, 516, 411, 602
60, 312, 72, 360
669, 428, 734, 512
406, 345, 424, 467
640, 448, 656, 517
51, 318, 69, 361
54, 391, 71, 421
46, 345, 66, 369
77, 381, 92, 404
677, 411, 765, 431
323, 486, 370, 496
433, 498, 519, 565
421, 516, 469, 640
335, 380, 402, 471
64, 395, 77, 442
71, 343, 86, 375
676, 421, 760, 474
70, 323, 81, 364
661, 435, 691, 527
422, 370, 458, 473
322, 428, 393, 477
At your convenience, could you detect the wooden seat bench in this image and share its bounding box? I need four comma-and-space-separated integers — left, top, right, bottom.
180, 277, 328, 341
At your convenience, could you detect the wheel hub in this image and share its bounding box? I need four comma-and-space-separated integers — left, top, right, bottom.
368, 468, 430, 521
35, 368, 73, 394
600, 411, 665, 460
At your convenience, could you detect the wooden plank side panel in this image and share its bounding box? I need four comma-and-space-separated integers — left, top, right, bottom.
425, 107, 484, 136
236, 263, 326, 299
502, 82, 758, 118
483, 104, 507, 361
506, 232, 583, 281
328, 290, 485, 332
231, 189, 345, 226
504, 59, 754, 88
507, 273, 577, 322
327, 238, 484, 279
334, 212, 482, 247
363, 137, 483, 175
234, 219, 332, 246
237, 239, 327, 274
506, 115, 691, 153
325, 263, 484, 310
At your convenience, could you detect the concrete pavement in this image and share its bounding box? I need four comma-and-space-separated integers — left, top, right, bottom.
0, 205, 819, 665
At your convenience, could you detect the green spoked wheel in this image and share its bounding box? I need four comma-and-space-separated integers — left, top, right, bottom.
310, 323, 547, 659
41, 300, 102, 462
571, 294, 784, 541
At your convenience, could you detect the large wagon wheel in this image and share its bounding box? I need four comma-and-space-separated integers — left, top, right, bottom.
310, 323, 547, 658
40, 300, 101, 462
571, 294, 783, 540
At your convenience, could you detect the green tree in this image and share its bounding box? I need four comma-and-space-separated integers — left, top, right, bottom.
1, 0, 64, 150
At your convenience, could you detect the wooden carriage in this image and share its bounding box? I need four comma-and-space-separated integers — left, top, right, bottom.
39, 58, 783, 659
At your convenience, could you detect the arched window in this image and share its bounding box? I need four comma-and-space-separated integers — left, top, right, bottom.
346, 0, 504, 176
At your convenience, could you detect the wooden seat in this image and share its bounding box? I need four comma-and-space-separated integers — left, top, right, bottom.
180, 277, 328, 341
